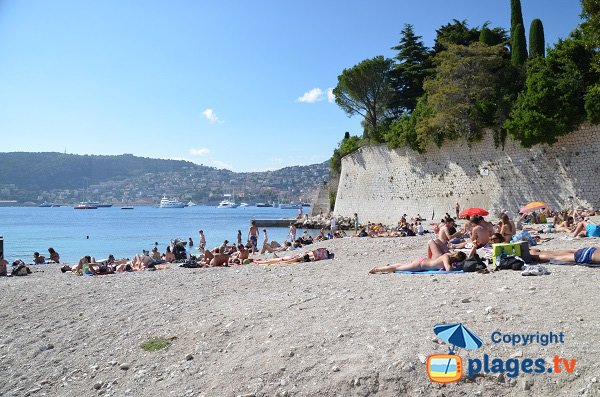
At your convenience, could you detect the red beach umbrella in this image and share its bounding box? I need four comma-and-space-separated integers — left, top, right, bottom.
459, 208, 489, 218
519, 201, 547, 214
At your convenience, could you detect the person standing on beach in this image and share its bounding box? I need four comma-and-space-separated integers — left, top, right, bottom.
248, 220, 259, 254
455, 203, 460, 218
288, 223, 297, 242
237, 230, 243, 246
353, 213, 359, 234
198, 230, 206, 251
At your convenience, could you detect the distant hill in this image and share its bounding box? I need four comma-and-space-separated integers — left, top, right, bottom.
0, 152, 329, 204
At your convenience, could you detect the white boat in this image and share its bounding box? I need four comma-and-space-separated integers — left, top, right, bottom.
160, 196, 186, 208
187, 201, 197, 207
239, 202, 249, 207
279, 203, 302, 209
74, 202, 98, 209
217, 199, 239, 209
39, 201, 54, 207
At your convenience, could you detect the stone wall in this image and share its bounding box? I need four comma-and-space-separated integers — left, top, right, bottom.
334, 125, 600, 224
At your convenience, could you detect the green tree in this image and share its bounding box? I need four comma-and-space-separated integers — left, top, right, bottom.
511, 0, 525, 33
505, 37, 593, 147
416, 43, 515, 147
479, 24, 508, 46
385, 97, 433, 152
389, 24, 432, 116
585, 83, 600, 123
529, 19, 546, 58
581, 0, 600, 72
479, 28, 495, 45
433, 19, 481, 53
330, 134, 363, 173
333, 56, 395, 142
511, 23, 528, 66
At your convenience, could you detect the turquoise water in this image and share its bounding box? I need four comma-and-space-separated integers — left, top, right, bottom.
0, 206, 303, 263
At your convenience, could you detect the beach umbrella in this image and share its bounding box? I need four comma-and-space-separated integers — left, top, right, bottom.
519, 201, 547, 214
459, 207, 489, 218
433, 323, 483, 351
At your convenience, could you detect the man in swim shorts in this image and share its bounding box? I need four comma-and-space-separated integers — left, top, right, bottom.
248, 220, 259, 254
529, 247, 600, 265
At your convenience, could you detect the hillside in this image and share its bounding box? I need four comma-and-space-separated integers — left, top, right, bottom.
0, 152, 329, 205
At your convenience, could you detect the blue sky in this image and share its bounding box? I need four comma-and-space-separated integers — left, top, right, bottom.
0, 1, 583, 172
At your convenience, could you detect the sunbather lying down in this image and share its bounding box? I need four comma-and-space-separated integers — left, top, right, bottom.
253, 248, 334, 265
529, 247, 600, 265
369, 251, 466, 274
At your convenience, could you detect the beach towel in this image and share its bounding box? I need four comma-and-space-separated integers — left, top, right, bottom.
394, 269, 464, 274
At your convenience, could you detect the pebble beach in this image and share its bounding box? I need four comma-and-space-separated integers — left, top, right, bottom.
1, 233, 599, 397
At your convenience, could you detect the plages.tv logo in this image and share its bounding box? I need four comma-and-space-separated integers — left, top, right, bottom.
426, 323, 482, 384
426, 323, 577, 384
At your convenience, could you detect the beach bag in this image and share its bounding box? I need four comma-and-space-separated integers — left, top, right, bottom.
463, 254, 486, 272
512, 231, 536, 246
497, 255, 525, 271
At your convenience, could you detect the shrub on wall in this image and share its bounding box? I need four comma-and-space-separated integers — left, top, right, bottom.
585, 84, 600, 123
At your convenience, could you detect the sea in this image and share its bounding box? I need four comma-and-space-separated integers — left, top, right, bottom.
0, 205, 305, 263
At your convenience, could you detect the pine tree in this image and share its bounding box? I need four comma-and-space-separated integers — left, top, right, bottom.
511, 23, 528, 66
389, 24, 432, 116
529, 19, 545, 58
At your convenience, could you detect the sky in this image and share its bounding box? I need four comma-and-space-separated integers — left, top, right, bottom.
0, 1, 584, 172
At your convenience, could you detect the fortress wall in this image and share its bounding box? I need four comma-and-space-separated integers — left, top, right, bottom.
334, 125, 600, 224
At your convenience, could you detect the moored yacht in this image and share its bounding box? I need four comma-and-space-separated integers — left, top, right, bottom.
217, 199, 239, 209
160, 196, 186, 208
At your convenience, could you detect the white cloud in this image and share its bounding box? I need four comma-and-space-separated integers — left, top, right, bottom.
189, 147, 210, 156
202, 108, 220, 124
327, 87, 335, 103
297, 88, 324, 103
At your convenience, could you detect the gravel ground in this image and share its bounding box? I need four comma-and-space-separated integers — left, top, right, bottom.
0, 233, 599, 397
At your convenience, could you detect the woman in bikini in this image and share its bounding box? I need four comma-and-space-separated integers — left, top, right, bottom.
369, 251, 466, 274
499, 213, 516, 242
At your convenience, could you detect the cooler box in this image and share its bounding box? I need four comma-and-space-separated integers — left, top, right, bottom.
492, 241, 531, 265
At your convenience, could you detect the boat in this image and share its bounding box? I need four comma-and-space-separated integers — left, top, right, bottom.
160, 196, 186, 208
217, 199, 239, 209
279, 203, 302, 209
187, 201, 197, 207
78, 201, 112, 208
39, 201, 54, 207
121, 206, 134, 210
301, 203, 311, 207
239, 202, 249, 207
74, 202, 98, 209
256, 203, 273, 207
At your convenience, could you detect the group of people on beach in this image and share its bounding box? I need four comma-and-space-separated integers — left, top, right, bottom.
369, 205, 600, 274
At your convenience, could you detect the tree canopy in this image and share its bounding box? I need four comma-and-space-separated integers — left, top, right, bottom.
330, 1, 600, 172
333, 56, 395, 142
389, 24, 432, 117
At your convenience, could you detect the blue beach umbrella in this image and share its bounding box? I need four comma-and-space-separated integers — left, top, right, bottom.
433, 323, 483, 351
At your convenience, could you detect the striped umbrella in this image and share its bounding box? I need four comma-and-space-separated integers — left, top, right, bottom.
433, 323, 483, 351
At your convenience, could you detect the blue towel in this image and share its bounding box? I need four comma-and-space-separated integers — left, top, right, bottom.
394, 269, 464, 274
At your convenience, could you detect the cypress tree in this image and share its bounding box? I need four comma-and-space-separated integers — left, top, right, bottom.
529, 19, 545, 58
479, 28, 495, 45
511, 0, 524, 33
511, 23, 528, 66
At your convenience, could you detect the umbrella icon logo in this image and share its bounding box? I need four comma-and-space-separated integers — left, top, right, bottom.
427, 323, 483, 383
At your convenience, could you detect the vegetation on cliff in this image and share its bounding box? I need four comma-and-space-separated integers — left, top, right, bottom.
330, 0, 600, 171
